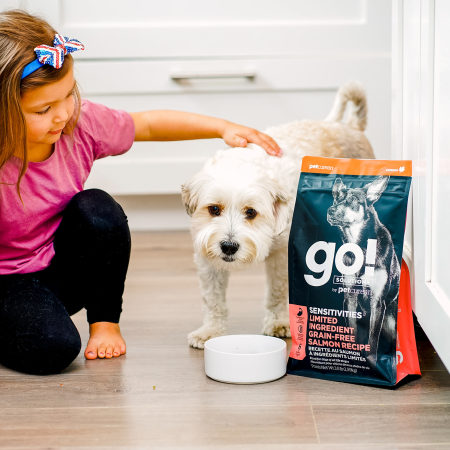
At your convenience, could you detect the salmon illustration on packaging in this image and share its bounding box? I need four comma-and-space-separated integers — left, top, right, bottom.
287, 156, 421, 386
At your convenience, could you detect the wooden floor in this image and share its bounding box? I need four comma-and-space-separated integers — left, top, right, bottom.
1, 231, 449, 449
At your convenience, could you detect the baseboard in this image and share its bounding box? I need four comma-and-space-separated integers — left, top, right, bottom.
113, 194, 190, 231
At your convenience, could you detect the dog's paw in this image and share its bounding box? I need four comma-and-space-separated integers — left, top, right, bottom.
188, 325, 225, 349
262, 319, 291, 338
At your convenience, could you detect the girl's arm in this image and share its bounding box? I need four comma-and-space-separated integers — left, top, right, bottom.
129, 110, 282, 156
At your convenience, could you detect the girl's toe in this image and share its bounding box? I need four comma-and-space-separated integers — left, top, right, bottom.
84, 347, 98, 360
98, 344, 106, 358
105, 345, 113, 358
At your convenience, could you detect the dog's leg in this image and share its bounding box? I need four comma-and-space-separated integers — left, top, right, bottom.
343, 293, 359, 330
262, 246, 291, 338
367, 295, 386, 366
188, 254, 230, 349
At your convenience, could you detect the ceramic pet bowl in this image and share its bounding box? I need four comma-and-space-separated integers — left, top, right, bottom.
204, 334, 287, 384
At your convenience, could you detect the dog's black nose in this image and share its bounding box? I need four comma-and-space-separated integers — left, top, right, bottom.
220, 241, 239, 256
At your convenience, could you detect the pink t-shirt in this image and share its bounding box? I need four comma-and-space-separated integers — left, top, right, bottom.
0, 100, 135, 274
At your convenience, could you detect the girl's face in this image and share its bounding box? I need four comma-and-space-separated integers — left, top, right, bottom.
20, 66, 76, 154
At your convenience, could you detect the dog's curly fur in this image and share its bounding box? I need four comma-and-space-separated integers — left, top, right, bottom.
182, 82, 375, 349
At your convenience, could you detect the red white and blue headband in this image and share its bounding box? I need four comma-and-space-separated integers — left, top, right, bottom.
21, 33, 84, 80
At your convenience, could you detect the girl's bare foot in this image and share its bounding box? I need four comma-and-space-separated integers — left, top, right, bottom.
84, 322, 126, 360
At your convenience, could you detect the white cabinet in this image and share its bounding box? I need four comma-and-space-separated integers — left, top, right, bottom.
9, 0, 392, 195
3, 0, 392, 229
392, 0, 450, 370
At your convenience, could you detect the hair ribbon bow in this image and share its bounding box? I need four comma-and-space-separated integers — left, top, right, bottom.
35, 34, 84, 69
21, 34, 84, 79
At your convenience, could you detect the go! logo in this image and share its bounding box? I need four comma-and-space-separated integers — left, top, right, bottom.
304, 239, 377, 287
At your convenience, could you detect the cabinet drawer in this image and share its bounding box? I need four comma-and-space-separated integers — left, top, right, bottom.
76, 57, 384, 95
81, 56, 390, 195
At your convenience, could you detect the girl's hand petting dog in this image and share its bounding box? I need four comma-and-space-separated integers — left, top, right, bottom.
131, 110, 281, 157
221, 122, 282, 157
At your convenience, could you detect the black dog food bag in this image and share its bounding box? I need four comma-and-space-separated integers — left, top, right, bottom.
287, 156, 420, 386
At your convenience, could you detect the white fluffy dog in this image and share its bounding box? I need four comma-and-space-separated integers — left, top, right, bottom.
182, 82, 375, 349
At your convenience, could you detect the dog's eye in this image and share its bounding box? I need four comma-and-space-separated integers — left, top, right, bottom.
208, 205, 221, 216
245, 208, 257, 219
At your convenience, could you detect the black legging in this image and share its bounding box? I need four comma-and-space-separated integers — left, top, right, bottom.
0, 189, 131, 375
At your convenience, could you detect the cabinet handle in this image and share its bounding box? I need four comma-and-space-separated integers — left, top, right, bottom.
170, 71, 256, 81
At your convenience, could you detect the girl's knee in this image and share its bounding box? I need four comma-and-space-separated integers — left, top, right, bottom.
68, 189, 128, 229
59, 190, 130, 245
52, 188, 131, 276
1, 327, 82, 375
0, 277, 82, 375
36, 330, 82, 375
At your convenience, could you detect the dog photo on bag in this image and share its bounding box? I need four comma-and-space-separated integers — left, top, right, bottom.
327, 175, 399, 368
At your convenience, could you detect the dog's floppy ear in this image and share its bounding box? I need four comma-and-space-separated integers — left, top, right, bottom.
181, 183, 195, 216
271, 181, 291, 236
365, 176, 389, 205
181, 175, 201, 216
181, 171, 212, 216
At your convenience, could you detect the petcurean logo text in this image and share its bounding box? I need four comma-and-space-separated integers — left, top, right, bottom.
309, 164, 335, 171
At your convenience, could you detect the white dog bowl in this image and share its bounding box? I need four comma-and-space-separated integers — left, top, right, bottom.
204, 334, 287, 384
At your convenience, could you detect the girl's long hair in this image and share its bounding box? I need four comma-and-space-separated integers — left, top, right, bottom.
0, 9, 81, 196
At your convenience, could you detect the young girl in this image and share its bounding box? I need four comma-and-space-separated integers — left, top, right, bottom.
0, 10, 281, 375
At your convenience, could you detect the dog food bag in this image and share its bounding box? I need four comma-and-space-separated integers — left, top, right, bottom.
287, 156, 421, 386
